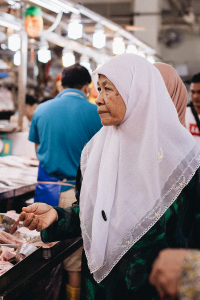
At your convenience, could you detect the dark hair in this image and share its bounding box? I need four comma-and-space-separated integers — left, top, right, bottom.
191, 73, 200, 83
61, 63, 91, 89
26, 95, 38, 106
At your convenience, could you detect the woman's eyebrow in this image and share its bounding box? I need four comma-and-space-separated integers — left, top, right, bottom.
97, 80, 112, 86
102, 80, 110, 86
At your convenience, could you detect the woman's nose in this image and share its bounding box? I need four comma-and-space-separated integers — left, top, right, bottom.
95, 94, 104, 106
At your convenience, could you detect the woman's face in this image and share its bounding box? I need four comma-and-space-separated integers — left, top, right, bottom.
95, 75, 126, 126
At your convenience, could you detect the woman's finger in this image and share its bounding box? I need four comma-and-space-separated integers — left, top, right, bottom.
22, 213, 35, 227
22, 203, 38, 213
28, 215, 39, 231
19, 212, 26, 222
36, 219, 45, 232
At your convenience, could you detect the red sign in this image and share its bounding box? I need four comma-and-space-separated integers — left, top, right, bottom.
189, 123, 200, 136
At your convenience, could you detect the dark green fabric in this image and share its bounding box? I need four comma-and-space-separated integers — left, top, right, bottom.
41, 167, 200, 300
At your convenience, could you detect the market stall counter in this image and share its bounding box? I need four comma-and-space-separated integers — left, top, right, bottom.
0, 237, 83, 300
0, 158, 83, 300
0, 211, 82, 299
0, 156, 38, 212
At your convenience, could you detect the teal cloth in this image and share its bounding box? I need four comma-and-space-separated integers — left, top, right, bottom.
29, 89, 102, 192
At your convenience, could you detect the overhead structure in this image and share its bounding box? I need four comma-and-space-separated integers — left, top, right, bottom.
0, 0, 161, 63
0, 0, 162, 131
0, 11, 22, 31
22, 0, 157, 57
0, 0, 161, 67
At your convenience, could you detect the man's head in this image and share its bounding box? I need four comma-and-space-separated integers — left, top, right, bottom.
25, 95, 38, 121
190, 73, 200, 114
61, 63, 91, 96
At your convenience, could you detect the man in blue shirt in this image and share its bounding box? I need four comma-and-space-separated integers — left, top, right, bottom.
29, 63, 102, 300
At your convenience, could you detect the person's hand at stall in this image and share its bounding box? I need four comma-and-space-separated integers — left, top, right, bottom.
19, 203, 58, 231
149, 249, 189, 300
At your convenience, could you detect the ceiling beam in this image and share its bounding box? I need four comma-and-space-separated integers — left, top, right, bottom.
42, 31, 112, 62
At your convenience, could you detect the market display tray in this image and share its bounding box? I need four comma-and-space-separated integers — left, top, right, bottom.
0, 245, 43, 293
0, 238, 82, 293
0, 237, 83, 300
0, 212, 82, 294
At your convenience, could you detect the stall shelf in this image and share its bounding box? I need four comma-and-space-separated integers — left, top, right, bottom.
0, 237, 83, 300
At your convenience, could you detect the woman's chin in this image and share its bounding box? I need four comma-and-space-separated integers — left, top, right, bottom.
101, 119, 112, 126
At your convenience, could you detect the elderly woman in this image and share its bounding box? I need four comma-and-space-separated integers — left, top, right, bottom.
20, 54, 200, 300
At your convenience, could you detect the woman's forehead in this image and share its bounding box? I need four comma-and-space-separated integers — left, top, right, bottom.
97, 74, 114, 86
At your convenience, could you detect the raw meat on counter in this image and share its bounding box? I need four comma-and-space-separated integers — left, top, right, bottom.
32, 241, 58, 248
0, 211, 21, 233
0, 246, 16, 261
4, 211, 19, 221
0, 230, 24, 245
9, 219, 20, 234
14, 226, 41, 243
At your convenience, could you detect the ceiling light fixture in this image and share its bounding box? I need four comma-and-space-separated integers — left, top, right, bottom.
80, 54, 92, 74
38, 48, 51, 63
62, 47, 75, 67
8, 34, 21, 51
37, 37, 51, 63
126, 44, 137, 54
112, 37, 125, 55
68, 13, 83, 40
92, 24, 106, 49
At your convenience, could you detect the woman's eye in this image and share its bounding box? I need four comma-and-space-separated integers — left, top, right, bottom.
97, 87, 101, 92
105, 87, 111, 91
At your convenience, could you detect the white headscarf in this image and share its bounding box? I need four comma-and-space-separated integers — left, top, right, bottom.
80, 53, 200, 283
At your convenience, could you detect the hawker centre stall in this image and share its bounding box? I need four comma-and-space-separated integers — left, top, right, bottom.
0, 0, 160, 298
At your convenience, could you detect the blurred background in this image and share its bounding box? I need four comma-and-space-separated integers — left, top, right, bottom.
0, 0, 199, 129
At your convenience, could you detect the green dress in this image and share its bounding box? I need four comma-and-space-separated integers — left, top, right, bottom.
41, 167, 200, 300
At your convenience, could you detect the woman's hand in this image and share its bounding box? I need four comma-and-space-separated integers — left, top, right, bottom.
19, 203, 58, 231
149, 249, 189, 299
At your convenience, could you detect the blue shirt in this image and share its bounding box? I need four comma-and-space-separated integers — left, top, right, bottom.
29, 89, 102, 188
